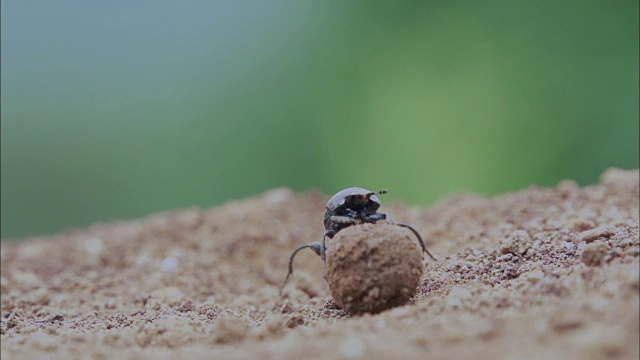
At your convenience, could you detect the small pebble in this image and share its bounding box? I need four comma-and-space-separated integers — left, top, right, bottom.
571, 219, 596, 232
581, 242, 609, 267
105, 297, 117, 310
575, 226, 616, 243
500, 230, 532, 255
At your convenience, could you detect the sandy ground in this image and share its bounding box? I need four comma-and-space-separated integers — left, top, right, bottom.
1, 168, 638, 360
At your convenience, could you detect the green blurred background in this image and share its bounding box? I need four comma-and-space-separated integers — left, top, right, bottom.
2, 1, 638, 240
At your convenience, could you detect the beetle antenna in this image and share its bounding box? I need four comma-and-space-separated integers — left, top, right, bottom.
366, 190, 388, 199
281, 243, 314, 294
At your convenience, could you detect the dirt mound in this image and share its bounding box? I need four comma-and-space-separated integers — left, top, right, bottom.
1, 168, 638, 359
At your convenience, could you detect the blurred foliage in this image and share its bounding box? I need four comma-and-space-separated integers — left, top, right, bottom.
2, 0, 638, 240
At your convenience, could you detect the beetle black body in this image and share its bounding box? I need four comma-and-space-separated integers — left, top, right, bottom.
281, 187, 437, 292
323, 187, 384, 235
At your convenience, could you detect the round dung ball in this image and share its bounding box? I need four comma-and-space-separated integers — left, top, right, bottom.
325, 223, 424, 315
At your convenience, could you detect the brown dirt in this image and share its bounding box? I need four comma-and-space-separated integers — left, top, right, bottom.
1, 168, 639, 360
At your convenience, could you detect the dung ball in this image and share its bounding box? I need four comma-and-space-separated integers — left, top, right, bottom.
325, 223, 425, 315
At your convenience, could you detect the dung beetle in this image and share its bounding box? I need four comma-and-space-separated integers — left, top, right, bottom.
281, 187, 437, 292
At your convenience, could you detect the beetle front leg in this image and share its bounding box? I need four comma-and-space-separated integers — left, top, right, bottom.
330, 215, 362, 226
321, 230, 334, 263
362, 213, 386, 223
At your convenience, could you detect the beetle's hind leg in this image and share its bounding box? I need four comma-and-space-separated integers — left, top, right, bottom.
281, 241, 323, 294
373, 213, 437, 261
397, 223, 437, 261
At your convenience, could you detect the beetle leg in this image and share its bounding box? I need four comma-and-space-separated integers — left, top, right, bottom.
376, 213, 437, 261
330, 215, 362, 225
281, 241, 324, 294
308, 241, 323, 256
397, 223, 438, 261
362, 213, 386, 223
379, 212, 394, 224
321, 230, 334, 263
